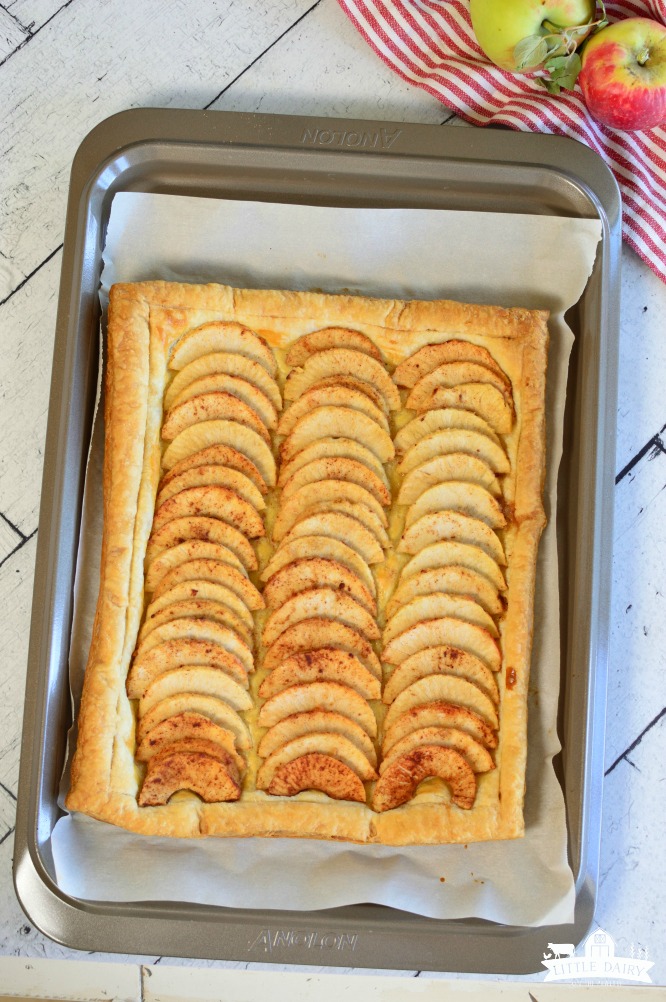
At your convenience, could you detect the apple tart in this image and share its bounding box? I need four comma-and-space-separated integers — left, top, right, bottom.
66, 281, 548, 844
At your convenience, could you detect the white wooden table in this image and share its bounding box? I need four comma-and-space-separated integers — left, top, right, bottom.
1, 1, 665, 997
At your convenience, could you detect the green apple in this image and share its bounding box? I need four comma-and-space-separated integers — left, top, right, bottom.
470, 0, 596, 72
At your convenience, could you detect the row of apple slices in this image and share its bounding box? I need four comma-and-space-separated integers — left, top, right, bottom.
126, 321, 281, 806
254, 329, 398, 802
371, 341, 513, 813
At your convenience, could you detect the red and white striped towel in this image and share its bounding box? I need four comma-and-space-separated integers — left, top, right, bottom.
338, 0, 666, 283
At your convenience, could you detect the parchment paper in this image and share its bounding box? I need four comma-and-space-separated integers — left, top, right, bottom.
52, 193, 602, 925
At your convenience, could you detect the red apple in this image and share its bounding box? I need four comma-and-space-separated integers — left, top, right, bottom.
578, 17, 666, 131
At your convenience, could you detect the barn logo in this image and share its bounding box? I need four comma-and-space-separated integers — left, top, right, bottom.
542, 928, 653, 983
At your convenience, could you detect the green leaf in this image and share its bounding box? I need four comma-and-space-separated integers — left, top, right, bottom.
543, 51, 582, 91
544, 55, 570, 71
514, 34, 549, 70
541, 77, 562, 94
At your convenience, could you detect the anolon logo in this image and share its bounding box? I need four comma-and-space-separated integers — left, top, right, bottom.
249, 928, 358, 953
301, 126, 402, 150
542, 928, 653, 983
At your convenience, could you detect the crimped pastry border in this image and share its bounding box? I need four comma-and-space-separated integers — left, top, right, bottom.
65, 281, 549, 844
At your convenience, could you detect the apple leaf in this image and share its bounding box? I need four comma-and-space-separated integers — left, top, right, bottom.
542, 51, 582, 92
514, 35, 549, 70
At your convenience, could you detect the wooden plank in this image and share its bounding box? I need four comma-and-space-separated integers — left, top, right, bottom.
0, 252, 59, 533
3, 0, 64, 33
0, 514, 22, 564
142, 965, 657, 1001
0, 956, 140, 1000
0, 534, 36, 797
608, 446, 666, 769
0, 6, 27, 58
214, 0, 449, 126
0, 0, 317, 294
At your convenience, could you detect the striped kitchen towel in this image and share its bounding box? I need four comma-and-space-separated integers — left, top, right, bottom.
338, 0, 666, 282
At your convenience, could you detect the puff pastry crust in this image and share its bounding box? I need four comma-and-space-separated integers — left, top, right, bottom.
65, 281, 548, 844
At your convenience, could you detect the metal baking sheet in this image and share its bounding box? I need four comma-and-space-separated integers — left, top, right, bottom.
14, 109, 621, 973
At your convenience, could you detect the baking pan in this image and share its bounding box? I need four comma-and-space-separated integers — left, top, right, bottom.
14, 109, 620, 973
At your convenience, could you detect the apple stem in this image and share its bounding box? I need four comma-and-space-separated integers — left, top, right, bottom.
636, 45, 650, 66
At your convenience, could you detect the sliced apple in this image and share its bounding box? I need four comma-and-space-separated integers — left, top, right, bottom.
278, 383, 389, 437
258, 680, 377, 737
281, 512, 384, 565
382, 617, 501, 672
286, 327, 382, 366
394, 340, 508, 388
394, 407, 501, 453
151, 558, 264, 610
399, 428, 509, 477
273, 479, 387, 543
138, 665, 253, 717
138, 741, 241, 806
372, 746, 476, 811
155, 464, 266, 513
383, 675, 499, 731
161, 444, 268, 495
170, 372, 278, 430
151, 485, 265, 540
258, 709, 376, 765
408, 360, 512, 407
311, 375, 390, 417
410, 383, 514, 434
398, 454, 501, 505
135, 711, 246, 773
380, 725, 494, 775
262, 618, 382, 679
262, 587, 380, 646
387, 566, 503, 620
280, 456, 391, 508
145, 539, 247, 593
258, 733, 377, 790
263, 557, 376, 615
145, 578, 254, 632
284, 348, 401, 411
400, 541, 507, 593
259, 648, 381, 702
384, 593, 498, 644
162, 420, 276, 486
170, 321, 277, 376
278, 436, 390, 490
383, 701, 498, 753
162, 391, 271, 446
164, 351, 281, 412
383, 645, 499, 706
405, 481, 506, 531
129, 647, 251, 703
138, 598, 252, 647
260, 535, 376, 597
267, 753, 366, 802
133, 618, 253, 675
137, 692, 251, 748
398, 511, 506, 566
146, 517, 258, 575
280, 407, 394, 466
286, 500, 390, 551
